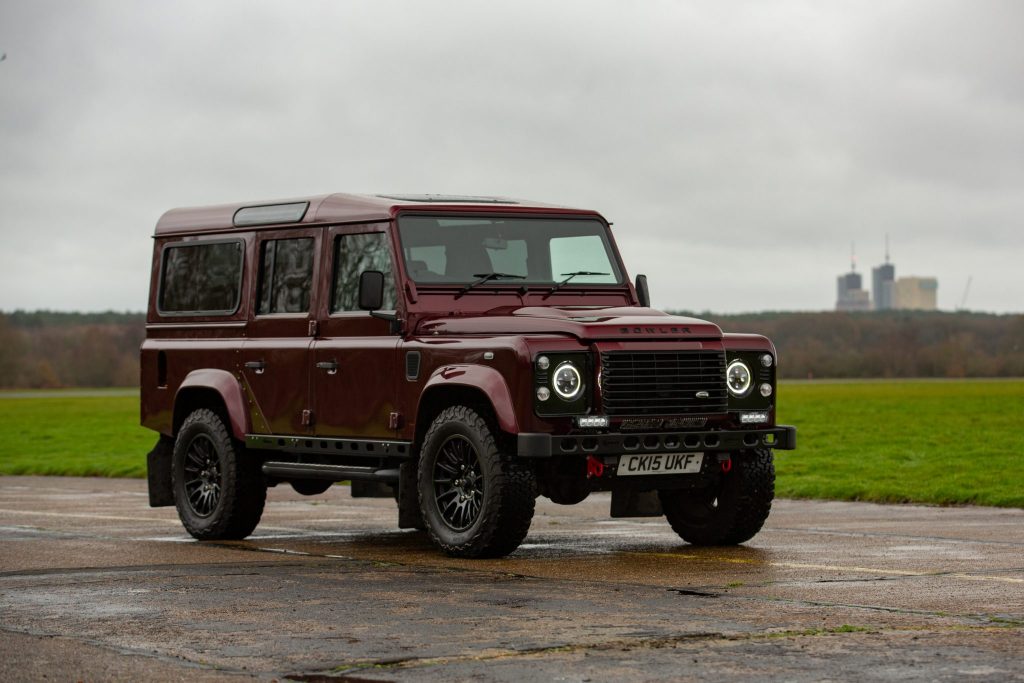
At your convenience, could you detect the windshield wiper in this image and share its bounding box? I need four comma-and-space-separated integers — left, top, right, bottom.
545, 271, 610, 297
456, 272, 526, 297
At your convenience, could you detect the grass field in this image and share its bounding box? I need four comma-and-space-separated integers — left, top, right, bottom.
1, 381, 1022, 507
774, 380, 1024, 507
0, 390, 153, 478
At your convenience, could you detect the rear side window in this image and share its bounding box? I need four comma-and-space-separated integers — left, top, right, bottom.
257, 238, 314, 314
159, 240, 243, 315
331, 233, 396, 312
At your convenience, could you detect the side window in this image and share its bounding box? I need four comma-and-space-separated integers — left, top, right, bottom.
331, 233, 397, 313
257, 237, 314, 314
159, 241, 243, 314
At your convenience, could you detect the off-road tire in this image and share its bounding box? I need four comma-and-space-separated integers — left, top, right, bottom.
418, 405, 535, 558
659, 448, 775, 546
172, 409, 266, 540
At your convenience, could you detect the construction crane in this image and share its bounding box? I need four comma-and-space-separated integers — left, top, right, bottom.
958, 276, 972, 311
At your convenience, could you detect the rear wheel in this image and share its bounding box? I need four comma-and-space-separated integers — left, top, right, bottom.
418, 406, 535, 558
172, 409, 266, 540
659, 449, 775, 546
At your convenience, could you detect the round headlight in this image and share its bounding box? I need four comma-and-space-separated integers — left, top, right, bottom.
552, 361, 583, 401
760, 354, 773, 368
726, 360, 753, 397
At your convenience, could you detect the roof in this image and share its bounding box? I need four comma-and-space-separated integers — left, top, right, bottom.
154, 193, 596, 236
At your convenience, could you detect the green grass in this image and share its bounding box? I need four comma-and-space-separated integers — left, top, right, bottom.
0, 390, 152, 477
1, 381, 1022, 507
775, 380, 1024, 507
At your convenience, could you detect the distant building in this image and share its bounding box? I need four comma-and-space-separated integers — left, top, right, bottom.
872, 262, 895, 310
872, 236, 896, 310
892, 277, 938, 310
836, 271, 871, 311
869, 237, 937, 311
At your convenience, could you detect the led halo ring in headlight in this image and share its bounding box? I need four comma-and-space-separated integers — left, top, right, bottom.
726, 359, 753, 397
552, 361, 583, 401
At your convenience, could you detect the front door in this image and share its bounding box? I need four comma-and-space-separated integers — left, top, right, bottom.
312, 224, 400, 438
240, 228, 321, 435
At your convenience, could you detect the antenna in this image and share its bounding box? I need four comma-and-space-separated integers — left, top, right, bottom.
885, 234, 890, 264
850, 242, 856, 272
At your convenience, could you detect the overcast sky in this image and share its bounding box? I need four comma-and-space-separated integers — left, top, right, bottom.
1, 1, 1021, 314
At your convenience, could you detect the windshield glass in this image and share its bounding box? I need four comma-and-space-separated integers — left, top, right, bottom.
397, 216, 623, 285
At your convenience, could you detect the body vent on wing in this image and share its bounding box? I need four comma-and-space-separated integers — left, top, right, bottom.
405, 351, 421, 381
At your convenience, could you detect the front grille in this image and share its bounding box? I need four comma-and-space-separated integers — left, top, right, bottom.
600, 351, 727, 416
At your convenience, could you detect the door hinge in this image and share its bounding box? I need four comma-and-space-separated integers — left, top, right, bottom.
302, 409, 314, 426
308, 320, 319, 337
389, 412, 402, 430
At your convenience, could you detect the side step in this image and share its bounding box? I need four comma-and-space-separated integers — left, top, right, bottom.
262, 461, 400, 483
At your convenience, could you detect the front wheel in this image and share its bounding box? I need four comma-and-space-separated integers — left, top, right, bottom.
659, 449, 775, 546
172, 408, 266, 540
417, 406, 536, 558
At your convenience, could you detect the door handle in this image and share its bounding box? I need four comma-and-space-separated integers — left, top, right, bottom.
244, 360, 266, 375
316, 360, 339, 375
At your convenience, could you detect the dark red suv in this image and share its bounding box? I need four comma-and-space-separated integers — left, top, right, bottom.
142, 193, 795, 557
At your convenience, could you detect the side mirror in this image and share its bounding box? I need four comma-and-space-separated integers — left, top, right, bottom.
635, 274, 650, 308
358, 270, 385, 311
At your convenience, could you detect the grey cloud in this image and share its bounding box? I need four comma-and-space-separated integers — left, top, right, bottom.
0, 0, 1020, 313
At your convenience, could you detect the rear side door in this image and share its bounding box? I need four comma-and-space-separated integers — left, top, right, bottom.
240, 228, 321, 435
311, 224, 400, 438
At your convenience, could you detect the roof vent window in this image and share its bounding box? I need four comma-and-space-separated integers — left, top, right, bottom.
233, 202, 309, 227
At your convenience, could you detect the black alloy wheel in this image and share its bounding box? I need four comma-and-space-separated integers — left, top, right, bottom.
182, 433, 222, 517
171, 408, 266, 540
417, 405, 536, 558
432, 434, 484, 531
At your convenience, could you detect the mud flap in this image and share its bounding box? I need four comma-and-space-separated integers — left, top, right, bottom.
610, 489, 663, 518
397, 461, 425, 529
146, 436, 175, 507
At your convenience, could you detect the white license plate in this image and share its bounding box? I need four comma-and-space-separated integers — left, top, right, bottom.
617, 452, 704, 476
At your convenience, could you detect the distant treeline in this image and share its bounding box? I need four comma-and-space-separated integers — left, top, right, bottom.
685, 310, 1024, 379
1, 309, 1022, 388
0, 311, 145, 388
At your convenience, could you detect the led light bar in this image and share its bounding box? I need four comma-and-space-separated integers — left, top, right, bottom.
739, 411, 769, 424
576, 416, 610, 428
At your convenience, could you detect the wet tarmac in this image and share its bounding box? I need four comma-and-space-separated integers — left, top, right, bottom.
0, 476, 1021, 681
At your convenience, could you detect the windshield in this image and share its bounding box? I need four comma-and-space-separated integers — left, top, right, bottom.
397, 216, 624, 286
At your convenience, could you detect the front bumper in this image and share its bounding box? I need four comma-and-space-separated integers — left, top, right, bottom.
517, 425, 796, 458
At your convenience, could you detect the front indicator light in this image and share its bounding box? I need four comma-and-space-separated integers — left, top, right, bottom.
760, 383, 773, 397
537, 387, 551, 401
761, 353, 773, 368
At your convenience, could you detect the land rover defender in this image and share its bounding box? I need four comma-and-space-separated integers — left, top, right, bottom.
142, 193, 795, 557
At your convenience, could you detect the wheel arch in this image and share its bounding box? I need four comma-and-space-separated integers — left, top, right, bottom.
415, 365, 519, 448
174, 369, 250, 440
